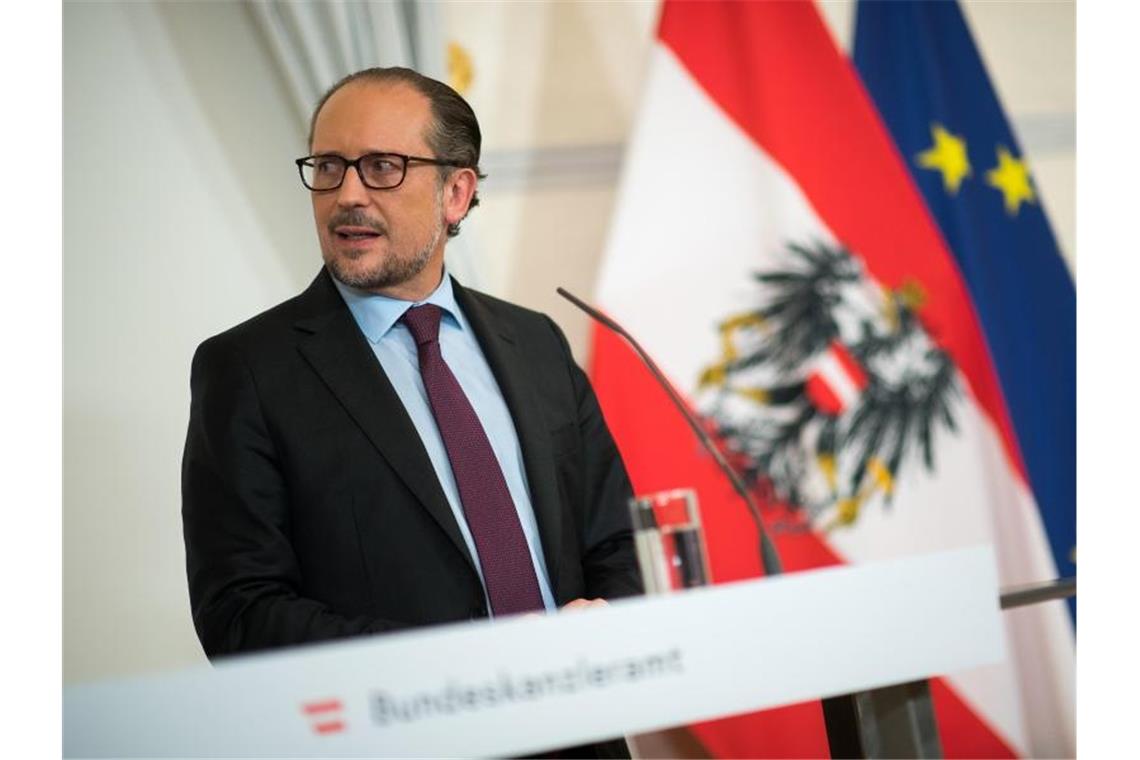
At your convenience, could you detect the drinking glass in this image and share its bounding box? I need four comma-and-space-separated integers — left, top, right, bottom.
628, 488, 712, 594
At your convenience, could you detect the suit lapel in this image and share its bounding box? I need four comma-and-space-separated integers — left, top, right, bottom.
292, 270, 476, 574
453, 279, 564, 593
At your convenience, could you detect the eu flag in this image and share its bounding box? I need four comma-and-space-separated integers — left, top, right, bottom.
854, 1, 1076, 620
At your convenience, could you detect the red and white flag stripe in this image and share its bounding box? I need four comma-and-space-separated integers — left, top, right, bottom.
805, 341, 868, 416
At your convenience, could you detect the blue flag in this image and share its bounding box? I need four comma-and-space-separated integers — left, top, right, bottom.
854, 0, 1076, 620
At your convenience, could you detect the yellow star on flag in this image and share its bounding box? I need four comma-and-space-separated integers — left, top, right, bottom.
916, 123, 971, 194
985, 145, 1036, 215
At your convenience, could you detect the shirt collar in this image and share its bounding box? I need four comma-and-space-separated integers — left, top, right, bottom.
332, 268, 463, 344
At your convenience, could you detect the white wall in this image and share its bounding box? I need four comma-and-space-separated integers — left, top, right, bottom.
64, 0, 1075, 683
64, 1, 311, 681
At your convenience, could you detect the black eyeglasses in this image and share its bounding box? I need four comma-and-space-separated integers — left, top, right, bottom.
295, 152, 464, 191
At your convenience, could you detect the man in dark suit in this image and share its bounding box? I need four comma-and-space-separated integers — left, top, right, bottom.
181, 67, 641, 757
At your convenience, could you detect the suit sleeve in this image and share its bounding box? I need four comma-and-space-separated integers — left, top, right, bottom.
181, 335, 402, 659
546, 317, 644, 601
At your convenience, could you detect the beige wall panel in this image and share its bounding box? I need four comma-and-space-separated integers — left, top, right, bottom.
962, 0, 1075, 116
447, 1, 658, 149
1029, 153, 1076, 273
484, 184, 620, 365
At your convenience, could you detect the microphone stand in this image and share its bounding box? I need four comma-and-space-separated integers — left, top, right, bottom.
557, 287, 783, 577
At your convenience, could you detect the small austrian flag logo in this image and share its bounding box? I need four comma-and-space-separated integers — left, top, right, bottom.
804, 340, 868, 416
301, 698, 346, 735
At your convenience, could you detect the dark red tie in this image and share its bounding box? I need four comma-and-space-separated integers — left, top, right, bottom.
400, 304, 545, 616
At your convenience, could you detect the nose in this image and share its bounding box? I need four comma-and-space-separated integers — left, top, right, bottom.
334, 164, 371, 207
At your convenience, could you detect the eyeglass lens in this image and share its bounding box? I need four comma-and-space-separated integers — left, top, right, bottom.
301, 154, 407, 190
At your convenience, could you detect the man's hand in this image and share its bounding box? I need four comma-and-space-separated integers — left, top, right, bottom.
560, 598, 609, 612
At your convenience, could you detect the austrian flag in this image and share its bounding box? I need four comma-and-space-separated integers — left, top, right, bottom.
591, 1, 1073, 758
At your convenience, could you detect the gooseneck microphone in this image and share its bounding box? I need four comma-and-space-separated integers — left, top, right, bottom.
557, 287, 784, 577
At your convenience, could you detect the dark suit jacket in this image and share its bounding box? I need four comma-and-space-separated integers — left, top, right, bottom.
182, 268, 642, 659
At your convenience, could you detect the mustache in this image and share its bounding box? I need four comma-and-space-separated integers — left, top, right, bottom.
327, 209, 387, 235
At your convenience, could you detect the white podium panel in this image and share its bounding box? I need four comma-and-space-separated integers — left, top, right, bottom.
65, 545, 1003, 758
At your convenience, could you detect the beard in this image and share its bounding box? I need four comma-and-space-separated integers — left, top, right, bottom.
324, 193, 445, 292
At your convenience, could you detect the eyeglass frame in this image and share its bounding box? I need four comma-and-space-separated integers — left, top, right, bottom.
294, 152, 467, 191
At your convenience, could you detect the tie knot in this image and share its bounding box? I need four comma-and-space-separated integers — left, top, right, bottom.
401, 303, 443, 346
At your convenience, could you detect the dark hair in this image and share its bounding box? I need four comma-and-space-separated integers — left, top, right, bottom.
308, 67, 486, 238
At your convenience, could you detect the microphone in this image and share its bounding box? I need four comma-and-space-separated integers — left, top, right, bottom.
557, 287, 784, 577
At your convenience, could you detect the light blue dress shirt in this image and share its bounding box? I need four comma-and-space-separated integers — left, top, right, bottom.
333, 273, 557, 615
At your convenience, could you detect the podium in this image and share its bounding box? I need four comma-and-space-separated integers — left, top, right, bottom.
65, 545, 1009, 758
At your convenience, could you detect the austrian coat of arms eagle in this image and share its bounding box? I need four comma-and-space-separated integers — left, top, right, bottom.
695, 241, 961, 530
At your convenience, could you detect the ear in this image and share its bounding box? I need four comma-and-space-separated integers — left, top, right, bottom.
442, 168, 478, 228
